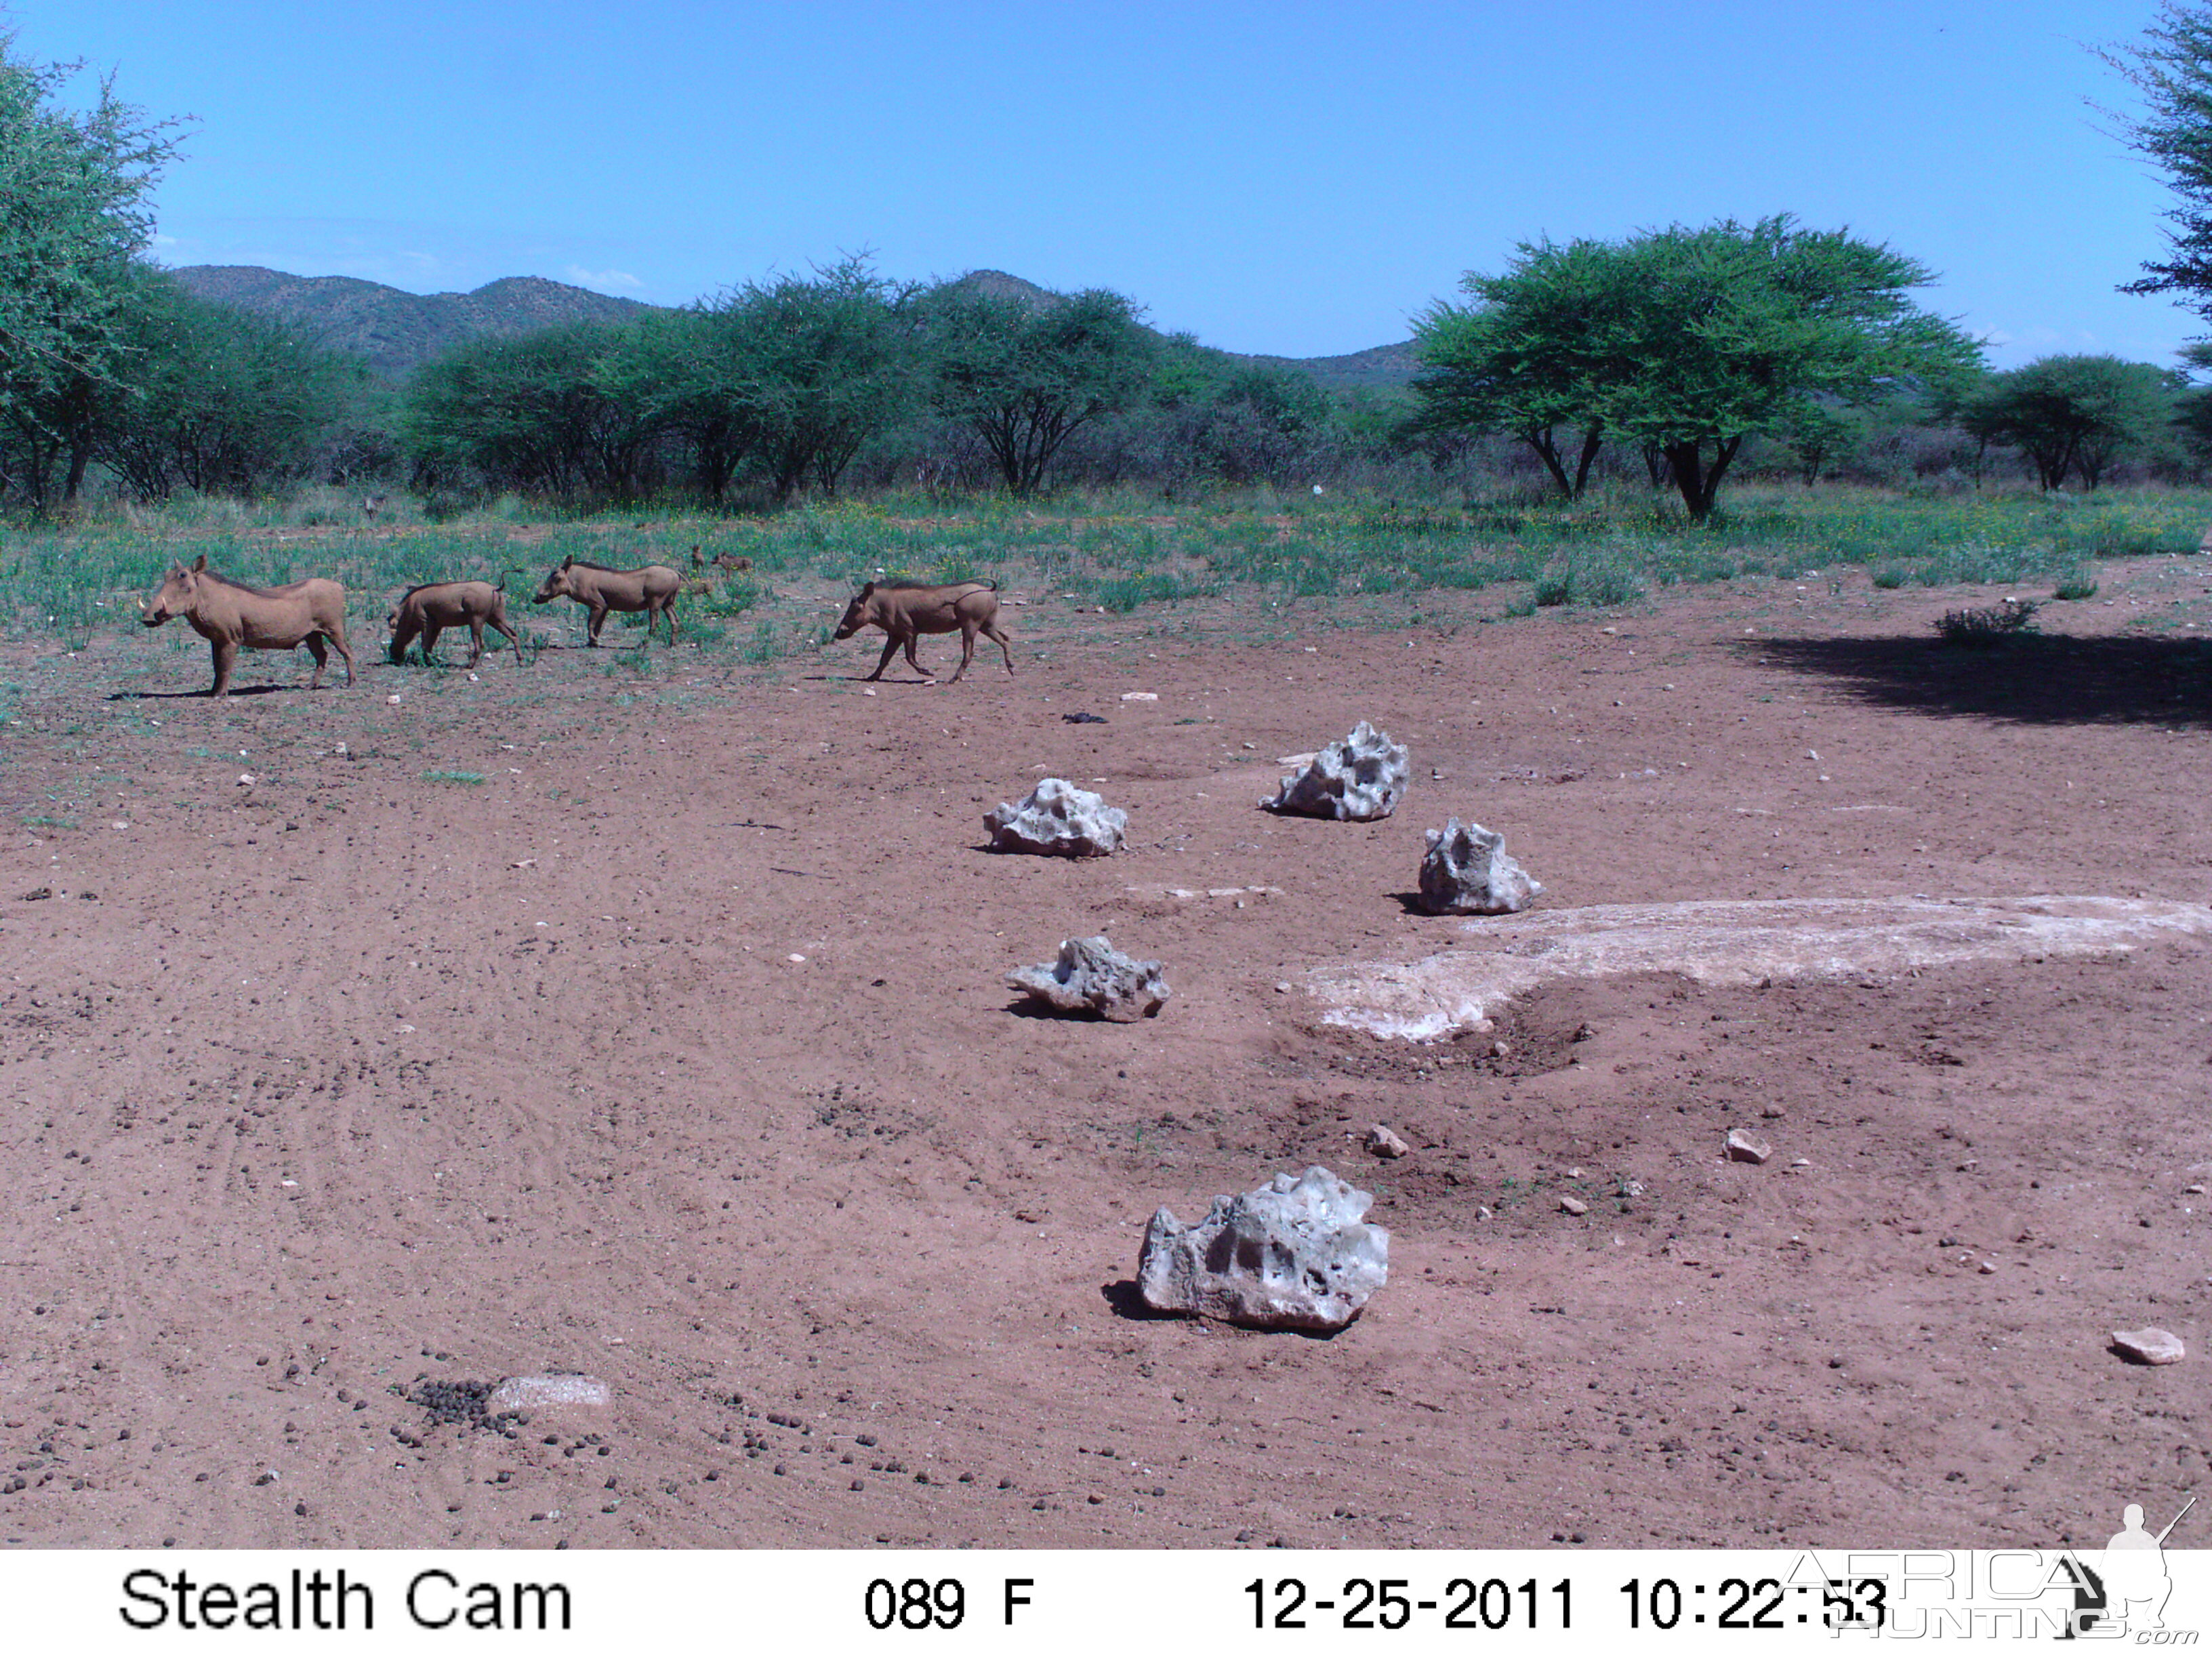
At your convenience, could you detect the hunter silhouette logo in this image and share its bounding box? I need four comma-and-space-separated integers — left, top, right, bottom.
2064, 1495, 2193, 1639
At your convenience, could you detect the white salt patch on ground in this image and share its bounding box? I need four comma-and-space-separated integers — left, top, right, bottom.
1311, 895, 2212, 1041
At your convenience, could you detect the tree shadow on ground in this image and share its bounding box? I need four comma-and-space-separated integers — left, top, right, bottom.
1742, 634, 2212, 729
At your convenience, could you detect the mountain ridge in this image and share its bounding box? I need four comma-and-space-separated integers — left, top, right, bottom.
167, 264, 1416, 390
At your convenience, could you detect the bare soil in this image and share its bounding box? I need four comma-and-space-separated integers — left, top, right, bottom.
3, 559, 2210, 1550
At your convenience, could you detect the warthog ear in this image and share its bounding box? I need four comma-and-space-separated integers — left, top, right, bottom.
859, 581, 875, 596
190, 554, 207, 573
560, 556, 574, 569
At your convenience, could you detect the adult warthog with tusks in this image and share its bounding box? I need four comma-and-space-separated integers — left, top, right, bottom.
531, 556, 682, 645
139, 554, 355, 696
833, 579, 1013, 682
387, 577, 525, 668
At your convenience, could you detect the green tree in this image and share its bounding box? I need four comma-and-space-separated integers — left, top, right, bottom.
405, 323, 662, 500
96, 275, 365, 498
924, 284, 1155, 495
718, 258, 919, 501
1414, 218, 1983, 520
1952, 355, 2182, 490
1411, 237, 1629, 499
0, 34, 183, 508
2101, 5, 2212, 321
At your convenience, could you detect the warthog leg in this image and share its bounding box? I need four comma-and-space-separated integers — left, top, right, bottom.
420, 622, 443, 665
586, 603, 609, 645
490, 614, 524, 665
946, 617, 1013, 682
209, 637, 238, 697
305, 633, 330, 689
325, 620, 356, 687
865, 632, 902, 681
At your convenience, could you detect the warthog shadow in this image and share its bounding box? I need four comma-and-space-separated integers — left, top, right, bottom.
108, 682, 289, 701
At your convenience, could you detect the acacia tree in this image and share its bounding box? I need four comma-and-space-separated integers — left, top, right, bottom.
0, 35, 184, 508
924, 284, 1154, 495
2102, 5, 2212, 321
405, 323, 663, 499
720, 258, 920, 501
1413, 218, 1983, 520
1952, 356, 2182, 489
96, 275, 364, 497
1410, 237, 1631, 499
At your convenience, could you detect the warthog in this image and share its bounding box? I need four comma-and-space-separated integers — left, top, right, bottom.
690, 546, 752, 574
386, 577, 524, 668
833, 579, 1014, 682
139, 554, 355, 696
531, 556, 681, 645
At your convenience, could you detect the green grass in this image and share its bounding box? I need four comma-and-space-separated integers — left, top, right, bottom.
8, 483, 2211, 651
419, 769, 487, 785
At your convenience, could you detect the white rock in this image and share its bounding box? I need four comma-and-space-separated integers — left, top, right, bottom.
1364, 1124, 1410, 1160
985, 777, 1126, 857
1559, 1195, 1589, 1216
1264, 722, 1408, 821
485, 1374, 612, 1414
1138, 1166, 1389, 1332
1418, 819, 1543, 915
2112, 1327, 2186, 1365
1008, 935, 1168, 1021
1120, 691, 1159, 701
1725, 1129, 1773, 1164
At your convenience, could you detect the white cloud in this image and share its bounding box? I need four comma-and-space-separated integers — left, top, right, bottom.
561, 264, 643, 292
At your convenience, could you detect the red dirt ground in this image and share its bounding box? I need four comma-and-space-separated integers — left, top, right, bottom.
2, 557, 2209, 1551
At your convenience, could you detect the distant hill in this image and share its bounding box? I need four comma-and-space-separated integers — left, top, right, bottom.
170, 264, 1417, 389
945, 269, 1415, 392
167, 267, 654, 378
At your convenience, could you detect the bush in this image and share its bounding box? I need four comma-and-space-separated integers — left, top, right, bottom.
2053, 567, 2100, 600
1935, 598, 2039, 646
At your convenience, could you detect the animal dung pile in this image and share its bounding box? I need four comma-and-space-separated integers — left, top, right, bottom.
1137, 1166, 1390, 1332
1264, 721, 1408, 821
984, 777, 1127, 857
1417, 819, 1544, 915
1008, 935, 1169, 1021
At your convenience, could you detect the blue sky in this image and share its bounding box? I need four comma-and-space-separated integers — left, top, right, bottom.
11, 1, 2196, 367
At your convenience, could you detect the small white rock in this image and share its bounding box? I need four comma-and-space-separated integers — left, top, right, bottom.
1364, 1124, 1410, 1160
486, 1374, 613, 1413
2112, 1327, 2186, 1365
1120, 691, 1159, 701
1725, 1129, 1773, 1165
1559, 1195, 1589, 1216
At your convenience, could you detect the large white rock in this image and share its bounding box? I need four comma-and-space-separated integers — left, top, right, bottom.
1418, 819, 1542, 914
1008, 935, 1168, 1021
1264, 722, 1408, 821
1138, 1166, 1389, 1332
984, 777, 1127, 857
